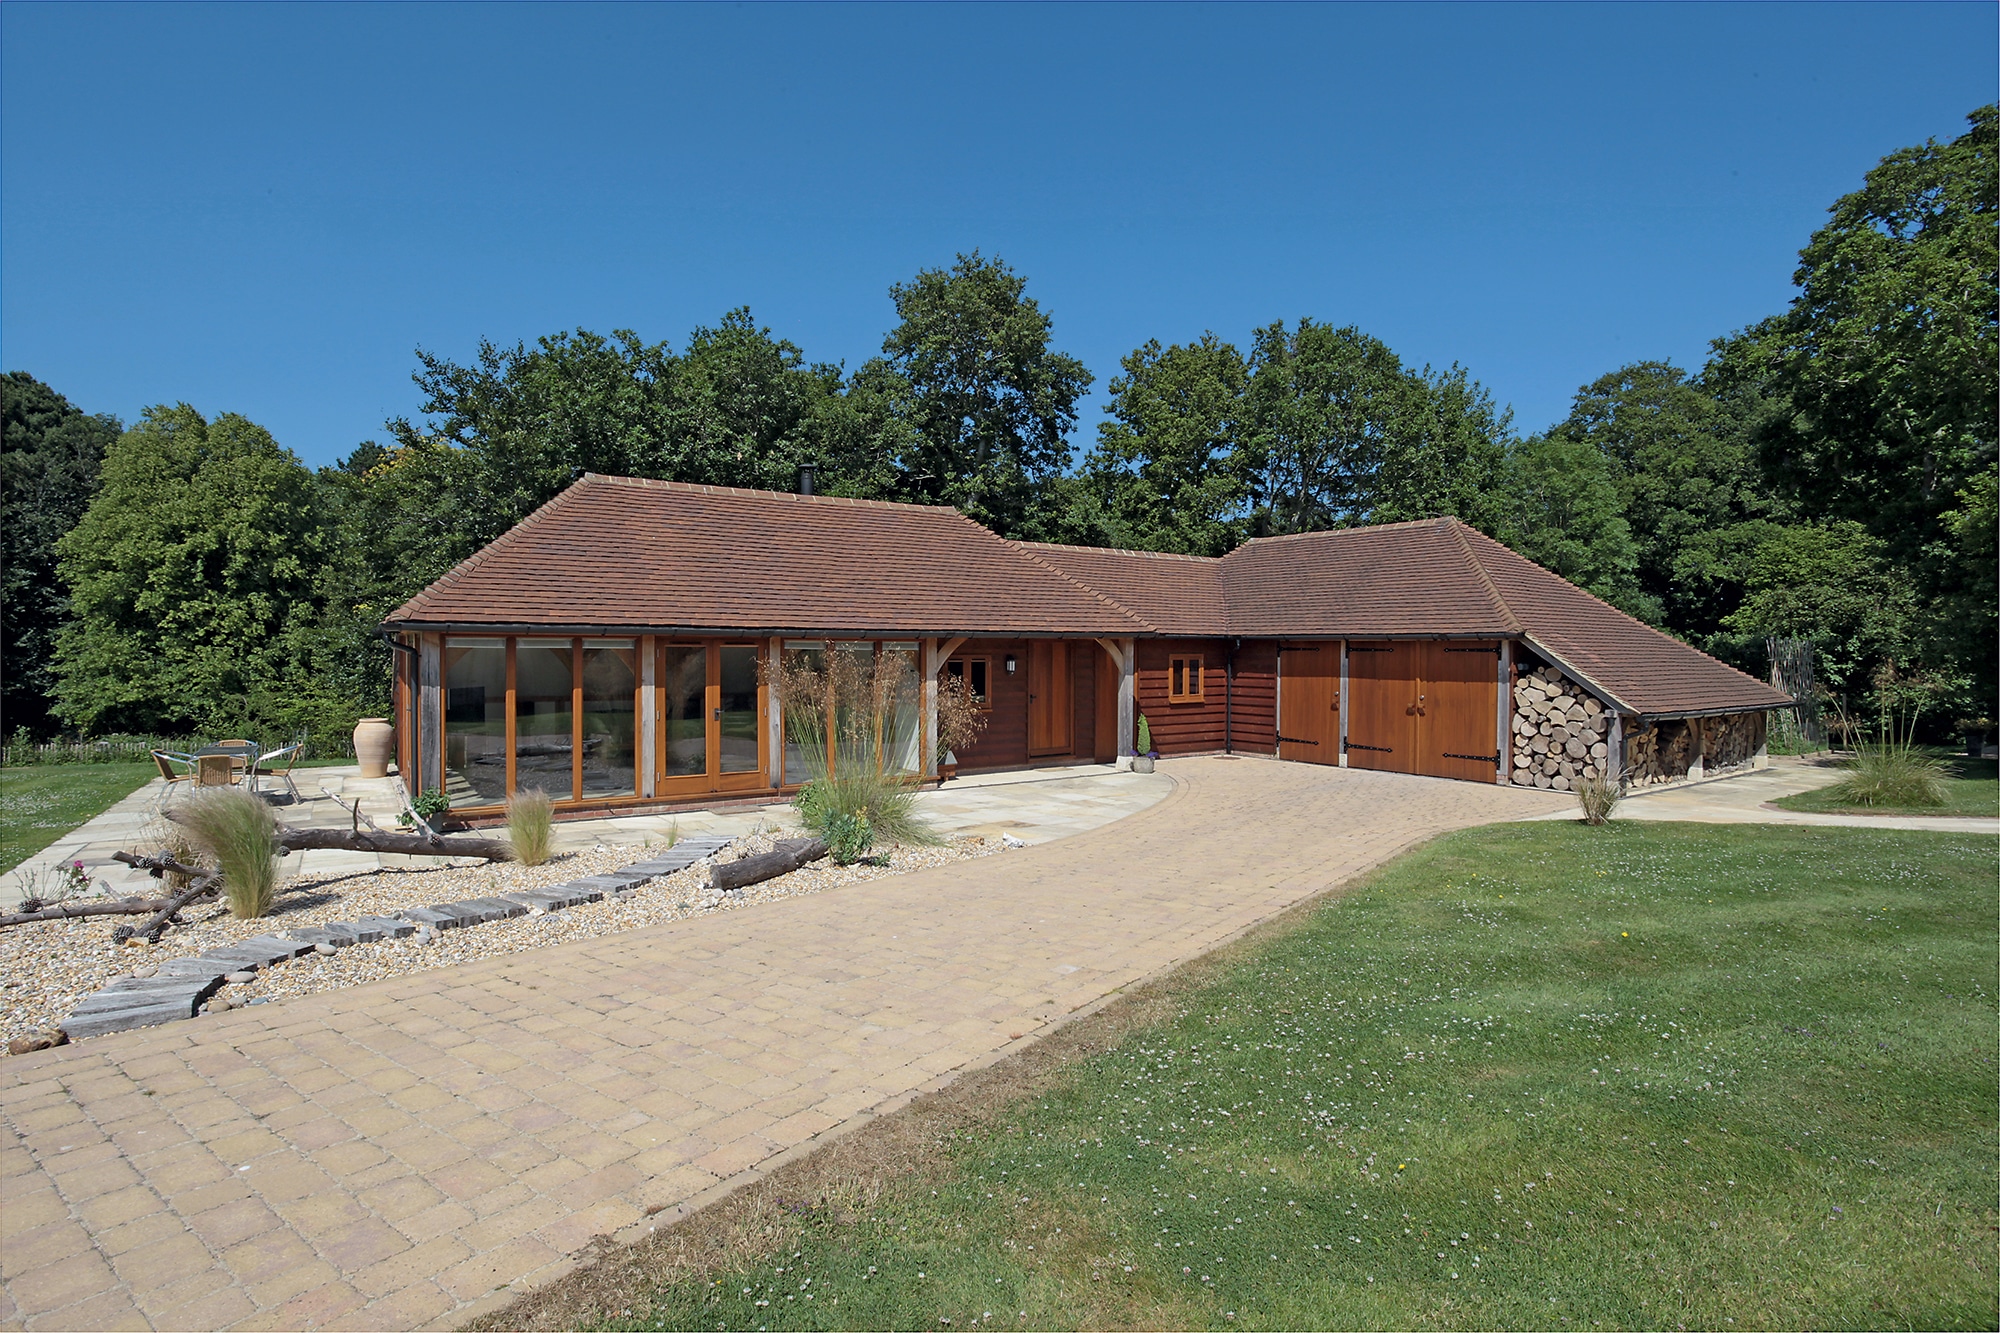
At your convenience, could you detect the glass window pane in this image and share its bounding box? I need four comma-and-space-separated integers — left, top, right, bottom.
581, 643, 636, 798
881, 647, 922, 775
718, 646, 760, 774
1170, 660, 1185, 698
969, 659, 988, 704
444, 640, 507, 808
660, 645, 707, 779
833, 643, 877, 775
782, 646, 826, 785
513, 642, 574, 801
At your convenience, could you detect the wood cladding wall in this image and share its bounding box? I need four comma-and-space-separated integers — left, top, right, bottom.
947, 638, 1101, 771
1135, 638, 1230, 754
1231, 641, 1279, 754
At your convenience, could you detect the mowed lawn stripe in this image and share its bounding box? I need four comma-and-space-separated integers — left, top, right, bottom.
589, 822, 1997, 1332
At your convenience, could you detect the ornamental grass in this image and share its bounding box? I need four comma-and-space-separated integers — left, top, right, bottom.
177, 786, 281, 918
506, 788, 555, 865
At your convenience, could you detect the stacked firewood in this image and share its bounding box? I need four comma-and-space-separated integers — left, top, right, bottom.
1510, 666, 1609, 790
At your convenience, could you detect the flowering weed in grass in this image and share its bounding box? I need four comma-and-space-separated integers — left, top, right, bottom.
580, 823, 1997, 1332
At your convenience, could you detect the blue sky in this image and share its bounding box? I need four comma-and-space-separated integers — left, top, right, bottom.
3, 2, 1993, 469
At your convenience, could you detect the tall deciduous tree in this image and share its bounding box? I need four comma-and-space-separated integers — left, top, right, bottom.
2, 373, 121, 738
1495, 434, 1649, 616
1722, 521, 1920, 703
1543, 360, 1784, 640
1241, 320, 1411, 534
1372, 362, 1511, 529
1731, 105, 1996, 573
1066, 334, 1250, 555
53, 406, 325, 735
872, 252, 1093, 536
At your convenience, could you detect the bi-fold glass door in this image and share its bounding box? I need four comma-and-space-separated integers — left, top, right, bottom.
656, 641, 767, 797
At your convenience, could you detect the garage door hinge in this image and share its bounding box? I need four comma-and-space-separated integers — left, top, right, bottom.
1276, 734, 1320, 745
1344, 741, 1393, 753
1444, 751, 1502, 765
1443, 646, 1502, 657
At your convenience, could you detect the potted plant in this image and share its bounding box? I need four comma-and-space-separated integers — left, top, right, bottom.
1132, 714, 1157, 773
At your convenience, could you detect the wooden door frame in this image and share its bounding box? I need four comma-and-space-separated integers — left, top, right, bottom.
712, 641, 769, 794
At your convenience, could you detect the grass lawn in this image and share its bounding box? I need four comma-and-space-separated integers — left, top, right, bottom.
533, 822, 1998, 1333
0, 762, 157, 874
1771, 753, 1997, 820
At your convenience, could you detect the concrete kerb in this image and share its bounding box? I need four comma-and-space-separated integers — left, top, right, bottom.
441, 771, 1493, 1333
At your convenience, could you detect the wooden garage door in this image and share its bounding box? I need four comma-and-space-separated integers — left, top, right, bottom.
1418, 641, 1501, 783
1344, 642, 1418, 772
1277, 643, 1340, 764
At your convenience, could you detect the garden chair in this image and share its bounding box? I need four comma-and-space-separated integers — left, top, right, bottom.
151, 750, 196, 788
196, 754, 237, 787
253, 742, 304, 802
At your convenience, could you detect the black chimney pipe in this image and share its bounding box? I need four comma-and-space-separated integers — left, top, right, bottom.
797, 464, 816, 496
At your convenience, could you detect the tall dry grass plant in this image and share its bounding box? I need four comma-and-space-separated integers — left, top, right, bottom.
1575, 775, 1622, 825
767, 648, 939, 859
507, 788, 555, 865
178, 787, 281, 918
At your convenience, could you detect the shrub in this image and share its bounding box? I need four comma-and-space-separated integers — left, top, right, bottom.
178, 787, 281, 918
822, 810, 874, 864
1824, 744, 1948, 808
400, 786, 451, 829
506, 788, 554, 865
771, 645, 940, 854
1575, 775, 1622, 825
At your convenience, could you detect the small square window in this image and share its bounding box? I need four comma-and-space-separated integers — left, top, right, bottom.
1168, 655, 1204, 703
945, 657, 992, 711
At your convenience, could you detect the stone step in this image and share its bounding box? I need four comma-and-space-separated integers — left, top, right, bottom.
62, 999, 204, 1041
155, 956, 246, 980
396, 906, 459, 929
76, 976, 223, 1009
457, 897, 529, 921
238, 934, 315, 960
289, 925, 357, 948
352, 914, 416, 939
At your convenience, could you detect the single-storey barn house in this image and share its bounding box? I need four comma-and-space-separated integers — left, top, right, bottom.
381, 473, 1789, 815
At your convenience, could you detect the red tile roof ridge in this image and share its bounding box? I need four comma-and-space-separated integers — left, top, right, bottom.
1455, 523, 1790, 714
1007, 542, 1164, 634
1448, 519, 1525, 635
1015, 539, 1222, 565
388, 478, 598, 622
1229, 515, 1460, 549
579, 472, 960, 514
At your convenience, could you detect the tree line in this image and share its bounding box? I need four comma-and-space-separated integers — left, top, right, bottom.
3, 107, 1991, 747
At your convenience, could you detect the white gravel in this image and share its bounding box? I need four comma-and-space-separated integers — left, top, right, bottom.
2, 831, 1002, 1048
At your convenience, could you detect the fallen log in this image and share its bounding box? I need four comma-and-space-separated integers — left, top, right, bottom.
273, 827, 517, 861
161, 808, 514, 862
128, 871, 222, 943
0, 897, 175, 928
711, 837, 828, 892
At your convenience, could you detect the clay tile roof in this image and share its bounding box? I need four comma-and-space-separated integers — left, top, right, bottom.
385, 474, 1152, 637
1013, 542, 1230, 637
1217, 518, 1789, 716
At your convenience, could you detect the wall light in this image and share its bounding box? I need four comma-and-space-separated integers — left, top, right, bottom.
1004, 654, 1018, 674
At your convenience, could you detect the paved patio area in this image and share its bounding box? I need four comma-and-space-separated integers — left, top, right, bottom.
4, 763, 1172, 911
0, 757, 1565, 1330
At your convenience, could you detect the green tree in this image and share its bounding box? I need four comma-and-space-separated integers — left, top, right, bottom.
1544, 360, 1783, 638
1495, 434, 1650, 616
1722, 521, 1921, 707
1732, 105, 1996, 577
1372, 362, 1511, 528
1241, 320, 1412, 533
871, 252, 1093, 536
1, 373, 121, 737
52, 406, 325, 735
1064, 334, 1250, 555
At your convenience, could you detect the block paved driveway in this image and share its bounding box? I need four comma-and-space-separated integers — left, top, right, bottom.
1, 757, 1565, 1331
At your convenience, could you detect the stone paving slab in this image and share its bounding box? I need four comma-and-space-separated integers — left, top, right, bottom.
0, 758, 1566, 1331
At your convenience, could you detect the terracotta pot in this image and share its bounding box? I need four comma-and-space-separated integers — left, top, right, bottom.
352, 718, 395, 779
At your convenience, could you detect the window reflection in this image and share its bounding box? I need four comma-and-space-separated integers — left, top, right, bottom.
514, 641, 574, 800
444, 639, 506, 808
581, 641, 636, 798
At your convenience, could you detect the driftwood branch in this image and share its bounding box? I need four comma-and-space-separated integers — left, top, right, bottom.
162, 807, 513, 862
129, 872, 222, 943
711, 838, 828, 892
0, 897, 175, 928
275, 827, 516, 861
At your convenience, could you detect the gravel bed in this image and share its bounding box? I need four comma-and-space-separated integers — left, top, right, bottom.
2, 831, 1002, 1048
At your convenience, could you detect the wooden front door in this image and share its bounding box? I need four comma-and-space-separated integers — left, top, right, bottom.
1027, 640, 1073, 756
1277, 643, 1341, 765
656, 640, 768, 796
1344, 642, 1419, 772
1418, 641, 1501, 782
